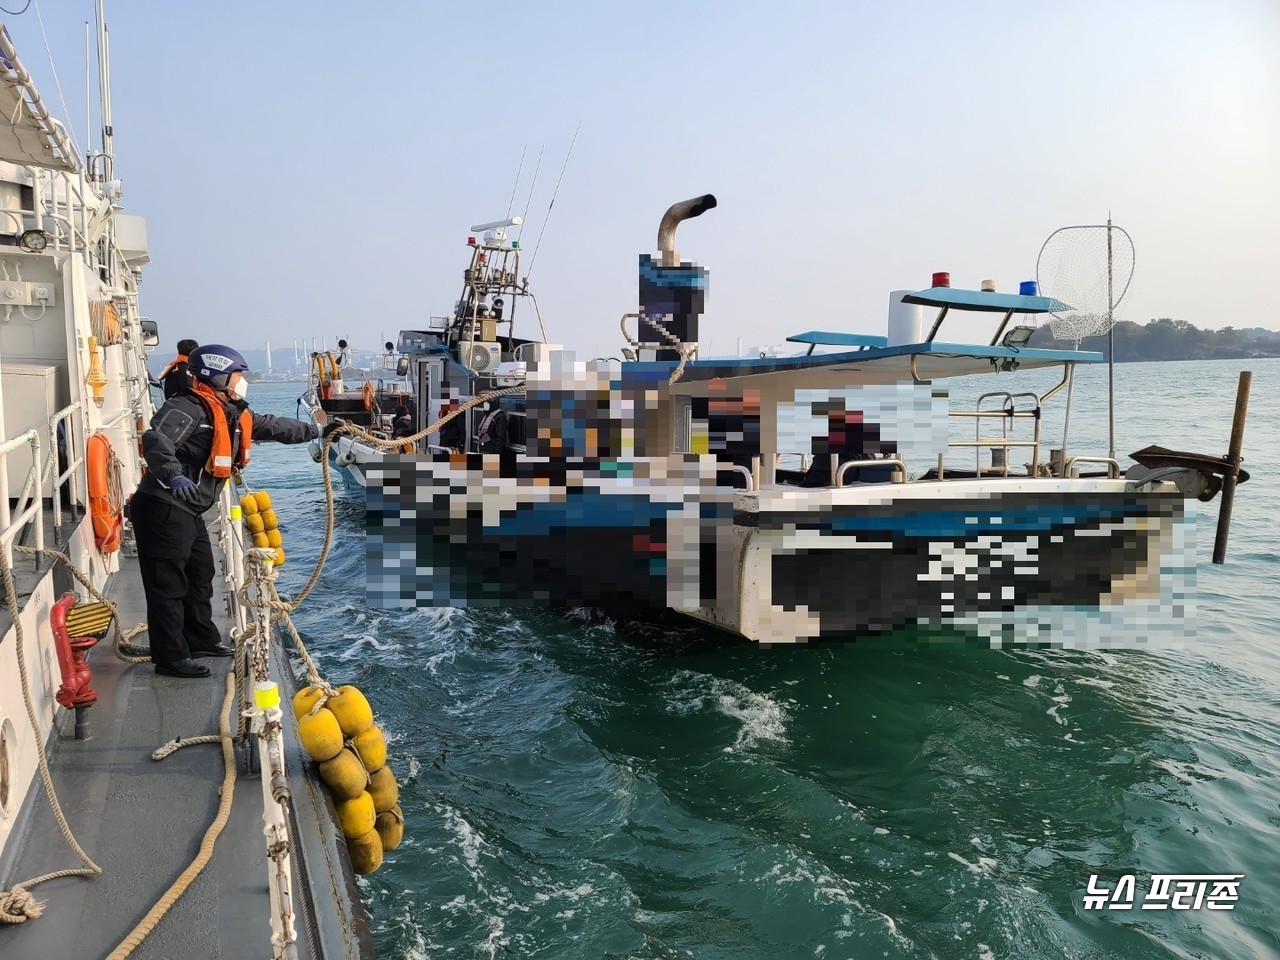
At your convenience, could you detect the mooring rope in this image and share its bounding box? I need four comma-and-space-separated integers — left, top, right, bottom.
13, 543, 150, 662
618, 313, 695, 384
105, 658, 238, 960
0, 376, 536, 936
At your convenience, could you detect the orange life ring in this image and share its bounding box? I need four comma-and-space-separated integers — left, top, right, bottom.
87, 432, 123, 553
362, 381, 375, 412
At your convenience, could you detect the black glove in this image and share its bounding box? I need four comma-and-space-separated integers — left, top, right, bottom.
169, 475, 199, 501
321, 418, 346, 440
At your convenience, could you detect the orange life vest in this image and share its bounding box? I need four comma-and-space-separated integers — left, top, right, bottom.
158, 353, 189, 381
190, 380, 253, 478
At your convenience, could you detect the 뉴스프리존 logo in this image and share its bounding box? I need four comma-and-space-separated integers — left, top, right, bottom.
1084, 874, 1243, 911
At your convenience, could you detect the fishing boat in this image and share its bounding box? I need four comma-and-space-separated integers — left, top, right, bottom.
312, 194, 1249, 646
0, 13, 372, 957
303, 214, 546, 490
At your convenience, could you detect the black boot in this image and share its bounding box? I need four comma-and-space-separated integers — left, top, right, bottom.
155, 658, 211, 678
190, 643, 235, 658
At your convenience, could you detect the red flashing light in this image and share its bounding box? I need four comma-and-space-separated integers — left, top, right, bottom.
467, 236, 477, 245
932, 271, 950, 288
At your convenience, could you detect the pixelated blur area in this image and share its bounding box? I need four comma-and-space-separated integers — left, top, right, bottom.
364, 358, 1197, 651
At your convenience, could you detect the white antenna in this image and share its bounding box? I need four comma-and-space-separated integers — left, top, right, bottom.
515, 146, 544, 243
95, 0, 112, 178
526, 121, 582, 277
84, 21, 90, 168
505, 143, 527, 221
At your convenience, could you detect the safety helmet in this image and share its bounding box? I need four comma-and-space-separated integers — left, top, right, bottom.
188, 344, 249, 390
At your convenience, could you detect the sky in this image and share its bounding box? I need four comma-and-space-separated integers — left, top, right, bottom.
6, 0, 1279, 359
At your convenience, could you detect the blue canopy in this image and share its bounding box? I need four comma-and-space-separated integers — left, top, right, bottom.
786, 331, 888, 349
901, 286, 1073, 314
621, 340, 1103, 389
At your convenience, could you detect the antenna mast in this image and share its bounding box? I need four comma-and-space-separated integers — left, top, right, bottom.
84, 21, 91, 169
95, 0, 113, 180
527, 121, 581, 277
515, 146, 544, 243
505, 143, 527, 221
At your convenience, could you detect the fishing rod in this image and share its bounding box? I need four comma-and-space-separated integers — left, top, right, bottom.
526, 120, 582, 278
504, 143, 527, 222
515, 146, 544, 244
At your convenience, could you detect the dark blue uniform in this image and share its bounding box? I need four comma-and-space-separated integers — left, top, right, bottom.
132, 392, 313, 669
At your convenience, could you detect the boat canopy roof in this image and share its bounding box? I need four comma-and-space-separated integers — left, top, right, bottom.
624, 340, 1102, 391
901, 285, 1072, 314
786, 331, 888, 349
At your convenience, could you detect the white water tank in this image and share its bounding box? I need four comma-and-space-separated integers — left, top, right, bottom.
886, 290, 925, 346
0, 363, 57, 490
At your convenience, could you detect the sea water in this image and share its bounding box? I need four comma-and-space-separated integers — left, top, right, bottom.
247, 358, 1279, 959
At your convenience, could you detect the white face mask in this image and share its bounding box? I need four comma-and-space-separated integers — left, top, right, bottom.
231, 377, 249, 401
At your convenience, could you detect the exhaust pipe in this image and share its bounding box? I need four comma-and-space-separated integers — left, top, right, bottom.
640, 194, 717, 361
657, 194, 717, 268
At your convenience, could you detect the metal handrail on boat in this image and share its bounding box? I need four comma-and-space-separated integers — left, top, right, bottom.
1065, 456, 1121, 479
49, 405, 86, 527
725, 464, 756, 491
10, 404, 85, 546
947, 391, 1042, 476
0, 430, 45, 568
40, 211, 81, 253
100, 407, 136, 430
835, 458, 908, 486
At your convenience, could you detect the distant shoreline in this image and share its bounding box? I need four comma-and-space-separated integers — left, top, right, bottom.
1030, 318, 1280, 363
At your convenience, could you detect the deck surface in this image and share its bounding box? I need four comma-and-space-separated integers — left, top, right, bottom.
0, 525, 372, 960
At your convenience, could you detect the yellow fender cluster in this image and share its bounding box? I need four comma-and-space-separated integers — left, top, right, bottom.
294, 683, 403, 875
239, 490, 287, 566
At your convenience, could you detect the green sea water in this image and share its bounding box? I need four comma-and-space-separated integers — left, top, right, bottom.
250, 358, 1279, 959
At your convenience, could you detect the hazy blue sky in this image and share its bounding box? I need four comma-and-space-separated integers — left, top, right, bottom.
8, 1, 1279, 358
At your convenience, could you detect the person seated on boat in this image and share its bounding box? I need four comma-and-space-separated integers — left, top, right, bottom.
801, 406, 883, 487
476, 400, 509, 454
438, 399, 466, 452
153, 338, 199, 399
131, 344, 343, 679
392, 404, 415, 438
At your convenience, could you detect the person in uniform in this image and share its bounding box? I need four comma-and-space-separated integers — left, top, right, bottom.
153, 338, 199, 399
132, 344, 341, 678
